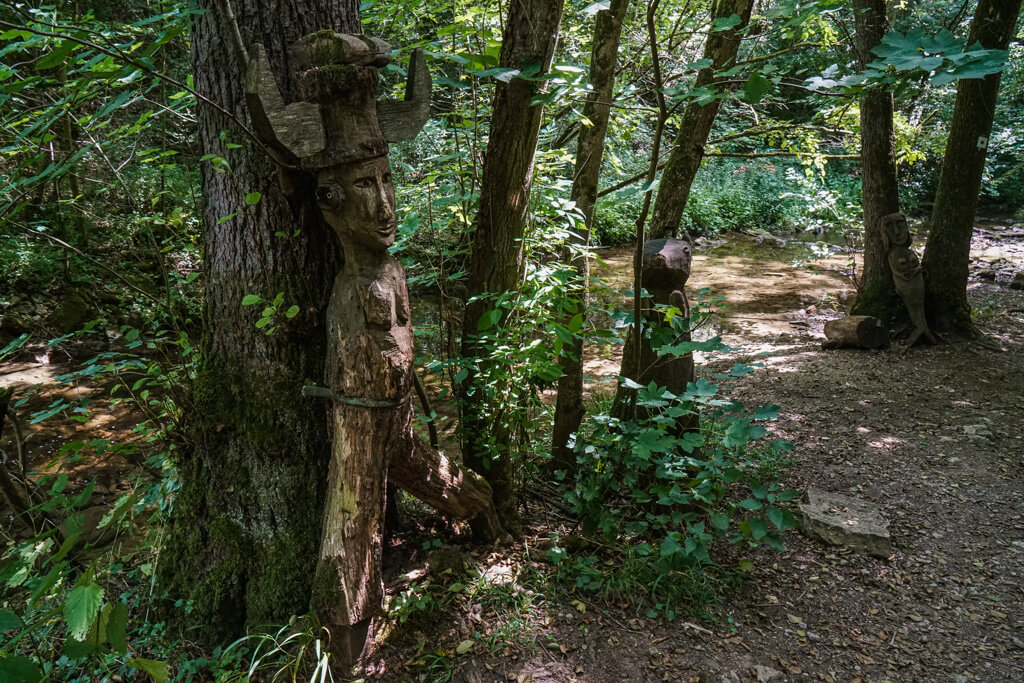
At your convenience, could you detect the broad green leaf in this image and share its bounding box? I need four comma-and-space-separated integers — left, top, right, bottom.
128, 658, 171, 683
241, 294, 261, 306
741, 72, 772, 104
0, 608, 22, 631
105, 602, 129, 654
748, 518, 769, 541
244, 192, 261, 205
65, 583, 103, 641
285, 305, 300, 319
0, 655, 43, 682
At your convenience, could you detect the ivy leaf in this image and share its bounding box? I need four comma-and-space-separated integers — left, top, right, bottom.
241, 294, 261, 306
748, 518, 769, 541
65, 583, 103, 641
244, 192, 261, 206
711, 14, 742, 32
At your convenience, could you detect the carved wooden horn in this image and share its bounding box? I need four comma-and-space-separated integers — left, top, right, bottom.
377, 48, 431, 143
245, 44, 327, 163
244, 38, 431, 168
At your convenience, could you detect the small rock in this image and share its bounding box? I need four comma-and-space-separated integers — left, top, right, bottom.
1011, 271, 1024, 291
798, 487, 891, 558
753, 665, 784, 682
0, 312, 30, 335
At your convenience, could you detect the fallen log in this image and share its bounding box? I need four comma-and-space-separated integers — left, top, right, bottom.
822, 315, 888, 350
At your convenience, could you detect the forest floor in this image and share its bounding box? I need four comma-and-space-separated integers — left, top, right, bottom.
378, 224, 1024, 683
1, 223, 1023, 682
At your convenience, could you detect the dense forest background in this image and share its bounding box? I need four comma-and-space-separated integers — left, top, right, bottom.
1, 0, 1023, 680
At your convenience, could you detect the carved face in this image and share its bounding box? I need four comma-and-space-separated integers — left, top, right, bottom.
316, 155, 396, 252
883, 214, 910, 248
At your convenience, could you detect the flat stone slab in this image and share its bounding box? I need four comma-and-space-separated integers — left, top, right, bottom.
798, 487, 891, 558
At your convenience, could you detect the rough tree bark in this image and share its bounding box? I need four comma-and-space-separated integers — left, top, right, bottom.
849, 0, 904, 322
158, 0, 352, 642
551, 0, 630, 472
920, 0, 1022, 335
647, 0, 754, 240
459, 0, 565, 527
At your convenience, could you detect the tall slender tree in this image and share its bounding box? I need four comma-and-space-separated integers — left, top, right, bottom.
921, 0, 1023, 334
849, 0, 904, 321
459, 0, 565, 526
647, 0, 754, 240
159, 0, 353, 641
551, 0, 630, 471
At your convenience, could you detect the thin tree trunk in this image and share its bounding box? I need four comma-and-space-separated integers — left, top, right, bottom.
158, 0, 354, 642
921, 0, 1022, 335
551, 0, 629, 471
849, 0, 903, 321
459, 0, 565, 529
647, 0, 754, 240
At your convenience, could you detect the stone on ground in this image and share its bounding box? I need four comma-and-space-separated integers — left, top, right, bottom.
797, 487, 891, 558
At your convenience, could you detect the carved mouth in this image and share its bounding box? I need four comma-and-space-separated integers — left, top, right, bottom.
377, 223, 397, 237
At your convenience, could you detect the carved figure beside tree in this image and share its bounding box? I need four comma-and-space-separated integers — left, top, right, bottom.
881, 212, 936, 348
242, 29, 503, 667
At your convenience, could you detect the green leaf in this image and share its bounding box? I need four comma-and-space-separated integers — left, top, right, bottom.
741, 72, 772, 104
767, 506, 798, 531
105, 602, 129, 654
568, 313, 584, 334
65, 583, 103, 641
709, 512, 730, 531
0, 655, 43, 683
244, 192, 261, 206
738, 558, 754, 572
711, 13, 742, 32
748, 518, 769, 541
241, 294, 261, 306
285, 305, 300, 319
0, 608, 22, 631
128, 658, 171, 683
737, 498, 762, 510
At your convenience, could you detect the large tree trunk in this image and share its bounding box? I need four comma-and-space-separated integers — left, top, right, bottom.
647, 0, 754, 240
921, 0, 1022, 335
849, 0, 904, 322
459, 0, 565, 528
158, 0, 354, 642
551, 0, 630, 472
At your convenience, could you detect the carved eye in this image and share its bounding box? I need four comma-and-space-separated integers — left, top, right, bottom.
316, 183, 344, 210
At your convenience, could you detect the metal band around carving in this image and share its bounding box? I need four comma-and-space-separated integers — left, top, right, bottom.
301, 384, 412, 408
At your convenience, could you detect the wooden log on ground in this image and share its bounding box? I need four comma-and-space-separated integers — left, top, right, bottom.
822, 315, 888, 349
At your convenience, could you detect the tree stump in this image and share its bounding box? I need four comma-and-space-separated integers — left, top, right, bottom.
822, 315, 888, 350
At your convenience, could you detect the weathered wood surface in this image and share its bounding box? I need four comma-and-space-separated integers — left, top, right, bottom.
822, 315, 888, 350
881, 213, 936, 347
613, 238, 696, 431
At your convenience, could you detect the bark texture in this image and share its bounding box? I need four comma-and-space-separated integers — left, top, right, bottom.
647, 0, 754, 240
920, 0, 1022, 335
459, 0, 565, 525
159, 0, 354, 642
849, 0, 904, 322
551, 0, 629, 471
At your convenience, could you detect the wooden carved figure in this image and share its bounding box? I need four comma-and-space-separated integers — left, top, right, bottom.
613, 238, 696, 432
243, 32, 503, 668
880, 213, 936, 347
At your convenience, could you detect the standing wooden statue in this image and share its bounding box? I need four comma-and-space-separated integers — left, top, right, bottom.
243, 32, 503, 667
880, 213, 936, 348
612, 238, 696, 432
